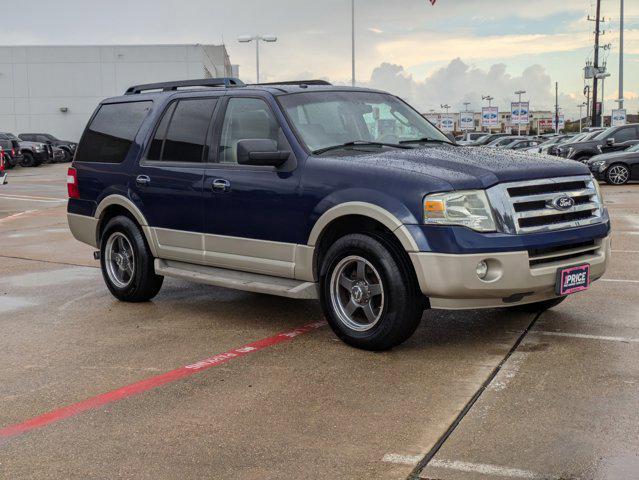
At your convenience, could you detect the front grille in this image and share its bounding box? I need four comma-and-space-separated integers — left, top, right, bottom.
528, 240, 600, 267
487, 175, 604, 234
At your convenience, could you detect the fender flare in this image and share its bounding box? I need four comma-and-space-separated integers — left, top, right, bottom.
307, 201, 419, 252
94, 195, 158, 256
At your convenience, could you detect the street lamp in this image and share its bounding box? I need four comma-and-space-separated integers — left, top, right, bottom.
440, 104, 450, 113
577, 102, 587, 132
514, 90, 527, 136
238, 34, 278, 83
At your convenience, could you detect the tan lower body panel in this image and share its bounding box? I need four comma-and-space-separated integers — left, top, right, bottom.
411, 235, 610, 310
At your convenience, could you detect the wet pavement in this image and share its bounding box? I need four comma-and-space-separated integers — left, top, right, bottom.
0, 164, 637, 479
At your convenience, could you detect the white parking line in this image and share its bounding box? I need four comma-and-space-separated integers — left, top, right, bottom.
600, 278, 639, 284
0, 210, 38, 224
611, 250, 639, 254
537, 331, 639, 344
381, 455, 555, 479
0, 193, 66, 203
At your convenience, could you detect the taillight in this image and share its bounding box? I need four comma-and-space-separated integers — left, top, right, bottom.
11, 148, 15, 156
67, 166, 79, 198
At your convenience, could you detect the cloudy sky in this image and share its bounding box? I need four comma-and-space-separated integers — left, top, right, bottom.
3, 0, 638, 118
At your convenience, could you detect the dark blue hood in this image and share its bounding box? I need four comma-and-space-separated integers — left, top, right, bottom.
327, 144, 591, 190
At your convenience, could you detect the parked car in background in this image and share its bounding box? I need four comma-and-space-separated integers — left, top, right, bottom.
587, 143, 639, 185
456, 132, 485, 145
502, 138, 542, 151
67, 77, 609, 351
18, 133, 77, 162
529, 134, 577, 156
486, 136, 527, 148
469, 133, 512, 146
0, 136, 22, 168
559, 124, 639, 162
0, 132, 51, 167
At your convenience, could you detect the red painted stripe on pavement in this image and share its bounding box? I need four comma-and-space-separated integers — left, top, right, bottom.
0, 321, 326, 440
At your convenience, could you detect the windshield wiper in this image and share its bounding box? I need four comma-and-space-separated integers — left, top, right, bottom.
399, 137, 452, 145
312, 140, 412, 155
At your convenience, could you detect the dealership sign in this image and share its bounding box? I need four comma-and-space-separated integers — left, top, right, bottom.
481, 107, 499, 127
439, 114, 455, 132
552, 115, 565, 129
511, 101, 529, 125
460, 112, 474, 130
611, 109, 627, 127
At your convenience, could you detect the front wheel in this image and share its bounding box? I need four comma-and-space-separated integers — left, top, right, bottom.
319, 233, 425, 351
100, 215, 163, 302
20, 152, 35, 167
605, 163, 630, 185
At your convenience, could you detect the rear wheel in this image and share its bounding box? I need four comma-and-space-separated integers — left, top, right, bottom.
20, 152, 35, 167
506, 296, 566, 313
319, 233, 424, 351
100, 215, 163, 302
60, 148, 72, 162
605, 163, 630, 185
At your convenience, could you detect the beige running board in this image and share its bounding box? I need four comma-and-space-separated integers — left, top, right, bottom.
154, 259, 319, 300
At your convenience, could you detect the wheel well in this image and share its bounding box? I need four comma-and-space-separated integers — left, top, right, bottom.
313, 215, 415, 281
96, 205, 139, 246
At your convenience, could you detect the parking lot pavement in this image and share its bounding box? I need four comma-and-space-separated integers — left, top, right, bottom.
0, 164, 638, 479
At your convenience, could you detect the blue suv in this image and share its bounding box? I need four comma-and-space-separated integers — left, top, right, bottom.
67, 78, 610, 350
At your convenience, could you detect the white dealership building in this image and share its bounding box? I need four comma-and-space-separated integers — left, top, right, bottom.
0, 44, 235, 141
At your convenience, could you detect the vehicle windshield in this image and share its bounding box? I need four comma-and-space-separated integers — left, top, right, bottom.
5, 133, 19, 141
566, 133, 586, 143
627, 144, 639, 152
593, 127, 616, 140
278, 91, 451, 153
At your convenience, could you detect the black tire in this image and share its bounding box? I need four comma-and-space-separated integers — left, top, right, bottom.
506, 296, 566, 313
319, 233, 425, 351
605, 163, 630, 185
20, 152, 35, 167
100, 215, 163, 302
61, 148, 72, 162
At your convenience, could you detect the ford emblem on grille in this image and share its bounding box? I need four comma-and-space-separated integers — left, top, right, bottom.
548, 194, 575, 211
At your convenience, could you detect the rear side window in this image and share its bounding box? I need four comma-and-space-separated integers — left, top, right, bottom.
75, 101, 152, 163
147, 98, 217, 163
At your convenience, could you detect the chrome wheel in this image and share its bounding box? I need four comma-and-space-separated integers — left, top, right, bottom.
104, 232, 135, 288
329, 255, 385, 332
608, 165, 630, 185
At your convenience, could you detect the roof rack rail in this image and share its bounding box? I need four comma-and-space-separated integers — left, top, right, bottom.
124, 77, 245, 95
255, 80, 332, 86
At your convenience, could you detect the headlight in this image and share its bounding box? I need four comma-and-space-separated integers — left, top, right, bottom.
424, 190, 496, 232
567, 147, 575, 158
591, 160, 606, 172
591, 175, 604, 203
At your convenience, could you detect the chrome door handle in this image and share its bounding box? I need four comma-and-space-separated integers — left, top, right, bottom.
212, 179, 231, 193
136, 175, 151, 186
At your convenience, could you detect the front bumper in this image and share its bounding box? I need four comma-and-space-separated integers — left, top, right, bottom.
410, 235, 610, 310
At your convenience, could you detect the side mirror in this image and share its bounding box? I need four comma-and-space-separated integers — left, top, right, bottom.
236, 139, 290, 167
606, 138, 615, 146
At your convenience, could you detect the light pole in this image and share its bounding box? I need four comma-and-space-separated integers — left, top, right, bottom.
619, 0, 624, 110
238, 34, 278, 83
440, 104, 450, 114
514, 90, 526, 136
577, 103, 586, 132
595, 71, 611, 126
482, 95, 494, 132
351, 0, 355, 86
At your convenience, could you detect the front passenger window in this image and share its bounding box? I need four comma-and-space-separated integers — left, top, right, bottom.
218, 98, 288, 164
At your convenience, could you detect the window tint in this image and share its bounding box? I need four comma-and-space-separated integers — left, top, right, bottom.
147, 102, 177, 161
75, 101, 152, 163
219, 98, 287, 164
154, 99, 217, 163
613, 127, 637, 143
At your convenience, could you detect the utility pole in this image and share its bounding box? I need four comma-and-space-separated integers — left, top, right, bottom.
619, 0, 624, 110
555, 82, 560, 134
351, 0, 355, 86
440, 104, 450, 113
590, 0, 602, 127
598, 70, 611, 126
